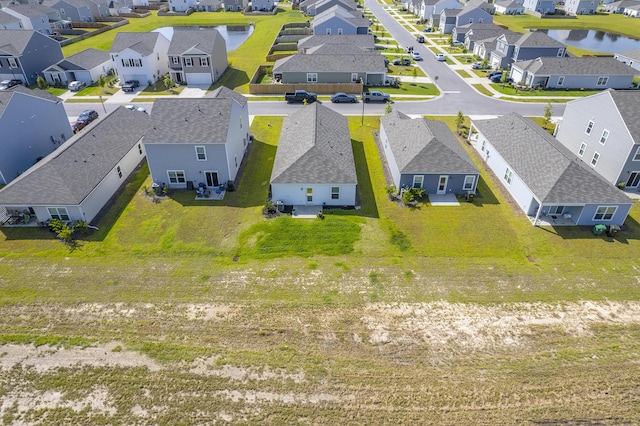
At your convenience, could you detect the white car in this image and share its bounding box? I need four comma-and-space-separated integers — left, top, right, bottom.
435, 53, 446, 61
410, 51, 422, 61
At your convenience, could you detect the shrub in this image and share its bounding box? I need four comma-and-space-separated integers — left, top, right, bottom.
385, 185, 397, 199
401, 189, 414, 205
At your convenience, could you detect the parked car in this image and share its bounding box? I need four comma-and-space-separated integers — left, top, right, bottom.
67, 81, 86, 92
410, 51, 423, 61
330, 92, 357, 103
0, 79, 22, 91
77, 109, 99, 124
471, 62, 488, 70
416, 35, 425, 43
124, 104, 147, 113
491, 75, 513, 83
122, 80, 140, 92
452, 41, 463, 47
423, 27, 432, 33
71, 120, 87, 134
435, 53, 446, 61
486, 70, 502, 78
362, 90, 391, 103
284, 90, 317, 103
392, 58, 411, 66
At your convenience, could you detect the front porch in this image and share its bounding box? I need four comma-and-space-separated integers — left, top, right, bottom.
1, 208, 38, 227
529, 213, 576, 226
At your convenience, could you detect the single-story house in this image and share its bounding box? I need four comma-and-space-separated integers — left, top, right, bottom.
494, 0, 524, 14
167, 28, 228, 86
195, 0, 223, 11
296, 34, 376, 53
614, 48, 640, 72
603, 0, 639, 13
522, 0, 556, 14
469, 112, 633, 226
312, 5, 370, 35
42, 48, 112, 86
0, 107, 148, 226
510, 57, 637, 89
270, 103, 357, 207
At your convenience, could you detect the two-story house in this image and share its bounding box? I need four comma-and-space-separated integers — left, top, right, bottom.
169, 0, 196, 12
3, 3, 61, 34
614, 48, 640, 72
555, 90, 640, 189
0, 10, 25, 29
489, 30, 566, 69
110, 32, 170, 87
419, 0, 461, 27
438, 5, 493, 34
225, 0, 248, 11
44, 0, 95, 22
167, 28, 228, 86
564, 0, 597, 14
143, 87, 250, 192
522, 0, 556, 14
0, 29, 64, 85
0, 86, 72, 185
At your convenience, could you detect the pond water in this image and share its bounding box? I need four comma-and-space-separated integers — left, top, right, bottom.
153, 25, 254, 51
539, 29, 640, 54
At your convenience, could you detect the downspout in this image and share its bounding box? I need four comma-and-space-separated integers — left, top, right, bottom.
533, 203, 542, 226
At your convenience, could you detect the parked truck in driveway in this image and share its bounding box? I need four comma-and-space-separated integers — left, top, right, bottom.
362, 90, 391, 102
284, 90, 317, 103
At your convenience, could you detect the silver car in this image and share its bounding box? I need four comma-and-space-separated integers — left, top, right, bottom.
68, 81, 86, 91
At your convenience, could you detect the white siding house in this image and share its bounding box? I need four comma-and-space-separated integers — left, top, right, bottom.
110, 32, 170, 86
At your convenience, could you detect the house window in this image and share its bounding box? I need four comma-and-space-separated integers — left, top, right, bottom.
167, 170, 186, 183
171, 56, 179, 65
596, 76, 608, 86
121, 58, 142, 67
412, 175, 423, 188
578, 142, 586, 157
138, 143, 143, 155
337, 28, 343, 34
557, 76, 564, 86
117, 165, 122, 178
634, 146, 640, 161
591, 152, 600, 166
481, 140, 486, 152
195, 146, 207, 161
351, 73, 358, 83
463, 175, 475, 190
8, 58, 18, 68
593, 206, 617, 221
585, 120, 594, 135
307, 73, 317, 83
239, 117, 242, 128
548, 205, 565, 215
331, 186, 340, 199
599, 130, 609, 145
307, 188, 313, 202
47, 207, 70, 221
184, 57, 193, 67
557, 48, 565, 57
234, 156, 238, 168
60, 8, 65, 14
325, 28, 331, 35
504, 168, 513, 185
200, 57, 209, 67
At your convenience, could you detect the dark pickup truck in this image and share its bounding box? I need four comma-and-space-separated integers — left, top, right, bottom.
122, 79, 140, 92
284, 90, 317, 103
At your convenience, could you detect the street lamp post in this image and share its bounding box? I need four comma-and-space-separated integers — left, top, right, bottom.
360, 78, 365, 126
99, 95, 107, 114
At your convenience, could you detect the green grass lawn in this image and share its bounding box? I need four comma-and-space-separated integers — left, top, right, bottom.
491, 84, 601, 97
46, 87, 68, 96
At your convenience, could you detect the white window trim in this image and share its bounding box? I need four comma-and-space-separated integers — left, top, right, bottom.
171, 56, 179, 65
578, 142, 586, 157
599, 129, 609, 145
167, 170, 186, 184
463, 175, 475, 191
591, 151, 600, 167
306, 73, 317, 83
331, 186, 340, 200
412, 175, 424, 188
8, 58, 18, 68
47, 207, 70, 221
116, 165, 122, 179
593, 205, 617, 221
596, 76, 609, 86
557, 76, 564, 86
548, 205, 564, 215
195, 146, 207, 161
504, 168, 513, 185
351, 73, 358, 83
633, 146, 640, 161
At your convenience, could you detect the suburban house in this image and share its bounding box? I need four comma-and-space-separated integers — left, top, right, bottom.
167, 28, 228, 85
272, 41, 387, 85
312, 5, 370, 35
83, 0, 110, 19
0, 107, 148, 226
143, 88, 250, 192
0, 86, 72, 185
493, 0, 525, 15
522, 0, 556, 14
302, 0, 356, 16
168, 0, 196, 12
3, 3, 64, 34
418, 0, 461, 26
510, 57, 637, 90
225, 0, 248, 11
270, 103, 357, 207
297, 34, 376, 53
604, 0, 640, 14
438, 6, 493, 34
195, 0, 223, 11
555, 90, 640, 189
42, 48, 112, 86
380, 111, 479, 195
0, 29, 64, 85
614, 48, 640, 72
489, 31, 566, 70
451, 23, 515, 49
251, 0, 275, 11
110, 32, 170, 87
44, 0, 95, 22
622, 1, 640, 15
469, 113, 633, 227
0, 10, 25, 29
465, 0, 496, 15
564, 0, 597, 14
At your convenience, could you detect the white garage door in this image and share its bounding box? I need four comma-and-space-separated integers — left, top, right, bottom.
186, 73, 213, 85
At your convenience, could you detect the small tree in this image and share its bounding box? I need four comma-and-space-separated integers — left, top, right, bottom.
36, 75, 47, 90
98, 75, 106, 91
384, 101, 393, 115
163, 76, 174, 91
543, 102, 552, 129
456, 111, 464, 130
411, 67, 418, 83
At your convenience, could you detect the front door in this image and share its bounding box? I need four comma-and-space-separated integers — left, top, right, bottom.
437, 175, 448, 194
205, 171, 219, 187
627, 172, 640, 188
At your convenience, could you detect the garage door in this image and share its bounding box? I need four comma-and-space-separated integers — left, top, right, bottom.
123, 74, 147, 84
186, 73, 213, 85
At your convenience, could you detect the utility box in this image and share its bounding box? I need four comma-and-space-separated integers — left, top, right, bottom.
465, 191, 476, 202
607, 224, 620, 237
593, 224, 607, 236
276, 200, 284, 212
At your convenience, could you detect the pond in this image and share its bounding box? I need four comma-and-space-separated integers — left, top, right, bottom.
153, 25, 254, 51
538, 29, 640, 54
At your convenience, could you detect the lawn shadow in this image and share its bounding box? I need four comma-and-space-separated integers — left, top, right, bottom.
549, 214, 640, 243
211, 67, 250, 90
350, 139, 379, 218
469, 175, 499, 206
0, 226, 58, 241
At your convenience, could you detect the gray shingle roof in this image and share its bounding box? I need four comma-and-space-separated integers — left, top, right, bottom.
495, 0, 524, 8
0, 86, 61, 116
167, 28, 224, 56
513, 57, 637, 75
617, 48, 640, 61
313, 5, 370, 27
515, 31, 566, 48
472, 113, 631, 204
0, 10, 21, 24
0, 29, 40, 56
270, 103, 356, 185
608, 90, 640, 143
273, 51, 386, 73
381, 111, 479, 175
6, 3, 56, 17
56, 48, 110, 71
144, 98, 233, 144
110, 32, 165, 55
304, 43, 378, 55
0, 107, 148, 206
205, 85, 248, 107
297, 34, 375, 50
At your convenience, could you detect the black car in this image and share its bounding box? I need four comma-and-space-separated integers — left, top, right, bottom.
392, 58, 411, 66
78, 109, 99, 124
122, 80, 140, 92
0, 79, 22, 90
